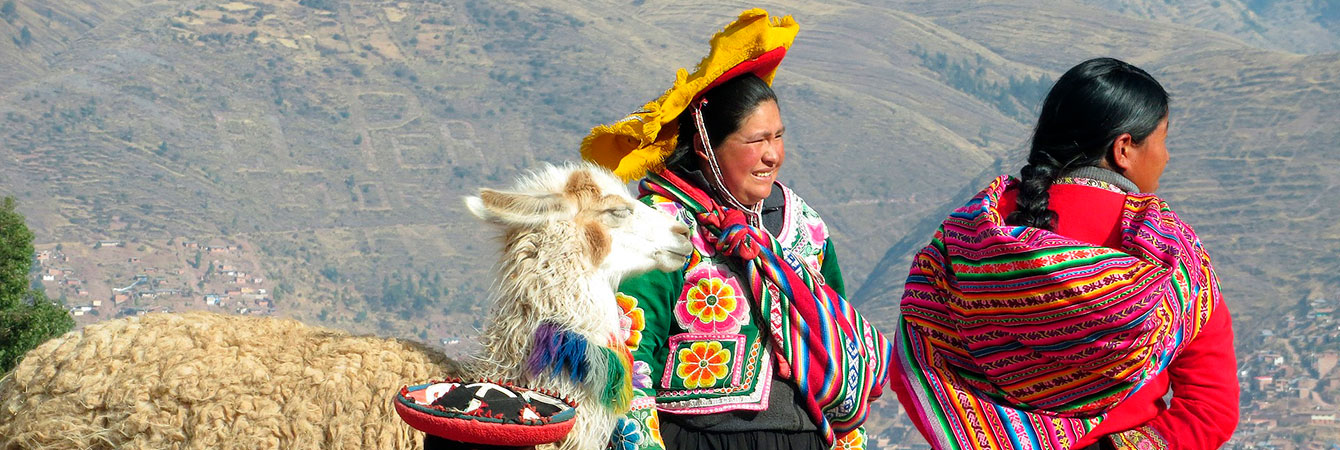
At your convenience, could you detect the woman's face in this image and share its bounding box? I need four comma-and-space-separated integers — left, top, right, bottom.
1124, 118, 1170, 193
698, 100, 785, 205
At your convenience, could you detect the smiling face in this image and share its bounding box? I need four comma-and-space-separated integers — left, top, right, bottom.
697, 100, 786, 205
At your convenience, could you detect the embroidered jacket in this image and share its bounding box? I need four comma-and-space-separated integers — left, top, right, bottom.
610, 182, 852, 450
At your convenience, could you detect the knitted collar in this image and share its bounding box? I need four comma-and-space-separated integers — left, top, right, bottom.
1059, 165, 1140, 193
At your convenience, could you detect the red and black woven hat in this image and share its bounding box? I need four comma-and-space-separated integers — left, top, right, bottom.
394, 378, 578, 447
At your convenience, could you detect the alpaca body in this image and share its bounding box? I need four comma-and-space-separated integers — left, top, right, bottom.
464, 163, 690, 450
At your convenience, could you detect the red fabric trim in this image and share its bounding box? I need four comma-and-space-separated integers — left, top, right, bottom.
697, 47, 788, 98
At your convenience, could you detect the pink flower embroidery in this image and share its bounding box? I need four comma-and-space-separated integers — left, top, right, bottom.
674, 265, 748, 333
807, 222, 826, 245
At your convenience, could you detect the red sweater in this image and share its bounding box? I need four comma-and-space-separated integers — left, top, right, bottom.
996, 183, 1240, 449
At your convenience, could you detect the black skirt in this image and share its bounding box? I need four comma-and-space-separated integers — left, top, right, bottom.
659, 419, 826, 450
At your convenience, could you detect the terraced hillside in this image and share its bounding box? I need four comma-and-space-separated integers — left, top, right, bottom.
1076, 0, 1340, 54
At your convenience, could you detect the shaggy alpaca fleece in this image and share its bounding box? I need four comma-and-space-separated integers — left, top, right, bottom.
0, 311, 459, 450
463, 163, 691, 450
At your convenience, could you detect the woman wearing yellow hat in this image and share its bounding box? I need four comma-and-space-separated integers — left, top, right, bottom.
582, 9, 893, 450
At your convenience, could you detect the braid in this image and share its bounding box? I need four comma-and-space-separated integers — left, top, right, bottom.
1008, 162, 1060, 230
1009, 57, 1169, 229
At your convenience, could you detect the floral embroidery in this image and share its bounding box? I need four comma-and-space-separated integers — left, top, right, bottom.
632, 360, 652, 389
616, 293, 645, 350
806, 222, 826, 247
675, 341, 731, 388
607, 416, 642, 450
644, 412, 664, 447
834, 429, 866, 450
674, 265, 748, 333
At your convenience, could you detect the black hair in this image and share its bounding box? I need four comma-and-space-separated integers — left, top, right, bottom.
1007, 57, 1169, 230
663, 73, 779, 173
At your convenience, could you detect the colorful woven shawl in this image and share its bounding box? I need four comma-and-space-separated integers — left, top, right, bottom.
640, 170, 894, 444
894, 176, 1220, 450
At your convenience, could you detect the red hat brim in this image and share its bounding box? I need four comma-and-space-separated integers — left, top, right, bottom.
393, 382, 577, 447
698, 46, 788, 100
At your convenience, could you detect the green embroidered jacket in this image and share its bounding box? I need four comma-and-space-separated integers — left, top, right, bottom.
609, 183, 847, 450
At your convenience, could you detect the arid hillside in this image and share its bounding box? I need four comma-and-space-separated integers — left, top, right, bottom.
0, 1, 1337, 445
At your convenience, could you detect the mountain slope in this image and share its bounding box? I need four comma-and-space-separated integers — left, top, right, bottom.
0, 5, 1336, 445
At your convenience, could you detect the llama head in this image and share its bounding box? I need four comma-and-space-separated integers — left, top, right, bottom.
465, 162, 692, 281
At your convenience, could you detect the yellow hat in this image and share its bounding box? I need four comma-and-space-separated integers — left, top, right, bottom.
580, 9, 799, 182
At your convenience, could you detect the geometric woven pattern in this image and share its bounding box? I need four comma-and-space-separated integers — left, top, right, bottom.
895, 176, 1219, 450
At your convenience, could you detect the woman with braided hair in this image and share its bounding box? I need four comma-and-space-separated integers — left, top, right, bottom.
892, 57, 1239, 449
582, 9, 893, 450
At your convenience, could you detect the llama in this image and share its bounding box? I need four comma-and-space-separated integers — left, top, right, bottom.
0, 163, 690, 450
460, 162, 691, 450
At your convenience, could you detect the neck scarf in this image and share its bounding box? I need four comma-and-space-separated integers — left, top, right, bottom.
640, 170, 893, 444
894, 176, 1220, 450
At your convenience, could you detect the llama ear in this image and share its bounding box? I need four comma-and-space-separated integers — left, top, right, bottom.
465, 189, 565, 227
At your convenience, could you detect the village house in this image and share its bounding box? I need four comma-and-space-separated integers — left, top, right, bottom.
1314, 306, 1335, 322
1256, 375, 1275, 392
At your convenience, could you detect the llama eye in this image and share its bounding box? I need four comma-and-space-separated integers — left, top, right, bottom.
606, 207, 633, 219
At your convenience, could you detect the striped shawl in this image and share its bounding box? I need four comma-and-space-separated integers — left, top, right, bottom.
894, 176, 1220, 450
641, 170, 894, 444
